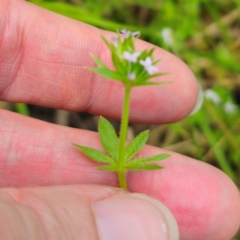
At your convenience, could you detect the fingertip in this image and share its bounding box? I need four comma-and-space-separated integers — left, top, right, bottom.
130, 193, 179, 240
128, 154, 240, 240
188, 82, 204, 115
93, 192, 179, 240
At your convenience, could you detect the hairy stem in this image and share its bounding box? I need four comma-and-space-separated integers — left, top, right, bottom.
118, 86, 131, 167
117, 85, 131, 189
118, 170, 127, 190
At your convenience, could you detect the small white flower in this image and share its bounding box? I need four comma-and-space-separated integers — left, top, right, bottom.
128, 72, 136, 80
204, 89, 221, 104
121, 51, 141, 63
139, 57, 158, 75
161, 28, 173, 47
120, 29, 140, 38
224, 102, 238, 114
120, 29, 131, 38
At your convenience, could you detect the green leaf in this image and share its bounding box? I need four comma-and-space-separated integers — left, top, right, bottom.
72, 144, 114, 164
98, 165, 118, 171
102, 37, 125, 73
92, 55, 108, 68
88, 67, 123, 82
152, 59, 161, 65
125, 130, 149, 161
122, 35, 135, 52
102, 37, 126, 75
90, 54, 126, 81
112, 51, 126, 75
127, 154, 171, 166
99, 117, 119, 160
136, 81, 173, 87
126, 163, 163, 171
137, 73, 170, 84
147, 73, 171, 80
102, 36, 115, 51
116, 36, 123, 54
138, 48, 154, 60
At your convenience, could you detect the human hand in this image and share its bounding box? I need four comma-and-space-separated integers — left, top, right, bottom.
0, 1, 240, 239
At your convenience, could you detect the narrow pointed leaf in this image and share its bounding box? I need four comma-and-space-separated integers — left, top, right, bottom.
92, 55, 108, 68
72, 144, 114, 164
127, 154, 171, 166
152, 59, 161, 65
126, 163, 163, 171
147, 73, 171, 79
102, 37, 125, 73
98, 165, 118, 172
112, 51, 126, 75
137, 81, 173, 87
88, 67, 123, 81
125, 130, 149, 161
99, 117, 119, 160
102, 36, 114, 50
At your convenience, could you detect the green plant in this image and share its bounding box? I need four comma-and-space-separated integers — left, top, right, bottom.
25, 1, 240, 189
72, 30, 171, 190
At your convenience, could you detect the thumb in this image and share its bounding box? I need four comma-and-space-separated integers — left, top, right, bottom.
0, 185, 179, 240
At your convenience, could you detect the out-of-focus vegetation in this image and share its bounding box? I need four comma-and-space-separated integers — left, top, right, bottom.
26, 0, 240, 184
0, 0, 235, 236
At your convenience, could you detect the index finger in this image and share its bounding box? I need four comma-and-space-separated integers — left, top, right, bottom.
0, 0, 199, 123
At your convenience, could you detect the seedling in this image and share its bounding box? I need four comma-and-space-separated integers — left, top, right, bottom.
72, 29, 172, 190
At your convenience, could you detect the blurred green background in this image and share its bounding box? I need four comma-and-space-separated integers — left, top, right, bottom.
5, 0, 239, 236
1, 0, 238, 237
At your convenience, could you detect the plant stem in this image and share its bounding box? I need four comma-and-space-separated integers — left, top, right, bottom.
118, 85, 131, 166
117, 85, 131, 189
118, 170, 127, 190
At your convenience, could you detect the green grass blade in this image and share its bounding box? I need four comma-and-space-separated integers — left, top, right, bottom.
15, 103, 29, 116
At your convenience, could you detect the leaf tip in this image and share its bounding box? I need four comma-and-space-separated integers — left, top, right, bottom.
71, 142, 78, 147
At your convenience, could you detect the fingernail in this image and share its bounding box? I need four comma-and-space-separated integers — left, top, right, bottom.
92, 193, 179, 240
189, 82, 204, 115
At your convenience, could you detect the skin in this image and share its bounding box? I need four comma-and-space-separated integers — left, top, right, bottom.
0, 0, 240, 239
